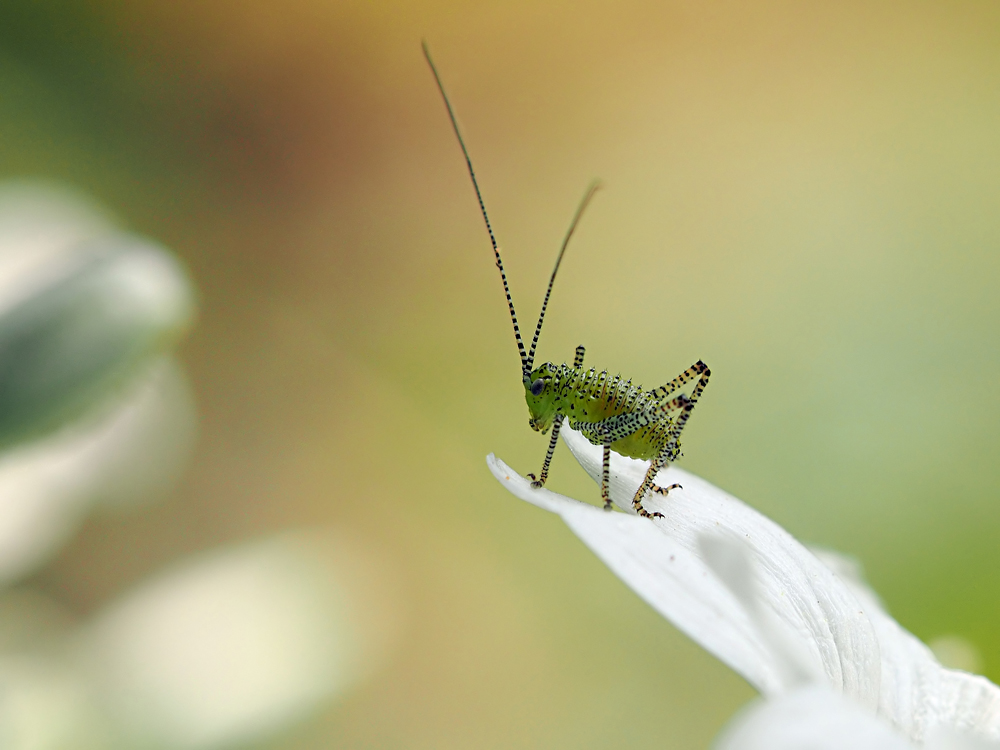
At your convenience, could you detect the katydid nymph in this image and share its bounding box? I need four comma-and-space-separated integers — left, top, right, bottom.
424, 43, 711, 519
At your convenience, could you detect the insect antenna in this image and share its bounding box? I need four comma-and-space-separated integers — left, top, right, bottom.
525, 181, 601, 370
423, 42, 529, 374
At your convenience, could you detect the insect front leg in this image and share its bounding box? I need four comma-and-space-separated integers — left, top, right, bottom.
528, 414, 564, 489
527, 346, 585, 490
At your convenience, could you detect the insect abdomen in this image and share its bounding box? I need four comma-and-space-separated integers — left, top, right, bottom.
553, 367, 673, 461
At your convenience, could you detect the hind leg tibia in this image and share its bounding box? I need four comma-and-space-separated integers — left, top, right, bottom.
648, 360, 710, 403
631, 456, 667, 519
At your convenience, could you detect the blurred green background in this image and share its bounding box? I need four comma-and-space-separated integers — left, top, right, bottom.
3, 0, 999, 747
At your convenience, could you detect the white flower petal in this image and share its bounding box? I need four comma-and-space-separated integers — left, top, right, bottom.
550, 427, 881, 699
486, 453, 879, 702
935, 672, 1000, 742
926, 725, 1000, 749
491, 425, 1000, 742
713, 685, 915, 750
699, 532, 822, 688
712, 687, 1000, 750
0, 182, 116, 318
813, 549, 1000, 741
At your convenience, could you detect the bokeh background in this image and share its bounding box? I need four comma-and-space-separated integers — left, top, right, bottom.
2, 0, 999, 747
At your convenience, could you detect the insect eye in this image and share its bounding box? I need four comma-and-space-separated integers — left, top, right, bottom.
530, 378, 545, 396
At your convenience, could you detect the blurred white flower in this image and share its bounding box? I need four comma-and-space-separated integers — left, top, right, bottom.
0, 183, 387, 750
0, 182, 198, 583
77, 529, 401, 750
0, 359, 196, 584
487, 425, 1000, 745
0, 182, 195, 448
0, 530, 400, 750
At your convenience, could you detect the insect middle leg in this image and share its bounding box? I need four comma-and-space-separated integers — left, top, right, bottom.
601, 438, 612, 511
572, 409, 657, 514
528, 345, 586, 489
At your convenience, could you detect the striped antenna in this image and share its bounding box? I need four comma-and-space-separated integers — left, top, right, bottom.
526, 181, 601, 370
423, 42, 529, 375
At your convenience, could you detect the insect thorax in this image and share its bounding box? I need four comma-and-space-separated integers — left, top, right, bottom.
523, 362, 677, 461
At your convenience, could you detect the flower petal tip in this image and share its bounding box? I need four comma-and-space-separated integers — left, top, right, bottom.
486, 454, 598, 515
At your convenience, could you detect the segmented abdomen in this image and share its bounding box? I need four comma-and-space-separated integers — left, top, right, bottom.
548, 366, 675, 461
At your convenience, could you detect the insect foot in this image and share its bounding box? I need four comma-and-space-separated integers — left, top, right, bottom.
526, 473, 544, 489
635, 505, 666, 520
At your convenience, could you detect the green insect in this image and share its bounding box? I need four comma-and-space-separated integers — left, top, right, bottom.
424, 44, 711, 519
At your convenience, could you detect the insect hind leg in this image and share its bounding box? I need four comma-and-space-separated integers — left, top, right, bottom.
633, 443, 680, 518
630, 452, 668, 519
648, 360, 710, 404
644, 394, 690, 496
633, 361, 711, 516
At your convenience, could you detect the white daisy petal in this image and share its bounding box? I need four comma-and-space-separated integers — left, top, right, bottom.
813, 549, 1000, 741
713, 686, 914, 750
926, 725, 1000, 750
489, 424, 1000, 743
486, 452, 879, 702
935, 672, 1000, 741
559, 426, 880, 701
699, 532, 822, 689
